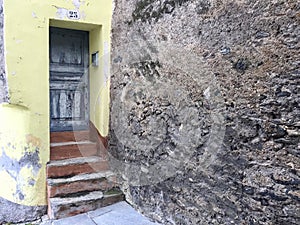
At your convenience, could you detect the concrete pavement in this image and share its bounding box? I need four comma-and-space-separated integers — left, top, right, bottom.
40, 201, 161, 225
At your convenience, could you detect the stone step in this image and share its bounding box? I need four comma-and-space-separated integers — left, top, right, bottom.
50, 131, 90, 143
47, 171, 118, 198
47, 156, 109, 178
48, 190, 124, 220
50, 141, 98, 160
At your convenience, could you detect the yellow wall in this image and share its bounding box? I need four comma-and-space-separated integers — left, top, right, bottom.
0, 104, 46, 206
1, 0, 112, 206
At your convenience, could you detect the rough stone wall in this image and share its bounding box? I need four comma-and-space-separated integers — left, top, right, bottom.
110, 0, 299, 224
0, 0, 8, 103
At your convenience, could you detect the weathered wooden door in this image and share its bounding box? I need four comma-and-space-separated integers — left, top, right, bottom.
50, 27, 89, 131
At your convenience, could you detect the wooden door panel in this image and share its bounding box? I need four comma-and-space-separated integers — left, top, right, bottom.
50, 27, 89, 131
50, 72, 83, 81
50, 89, 88, 130
50, 33, 83, 65
50, 65, 86, 74
50, 81, 85, 89
50, 90, 84, 119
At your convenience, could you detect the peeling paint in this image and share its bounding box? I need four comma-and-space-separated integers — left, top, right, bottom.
80, 11, 86, 20
0, 141, 41, 201
31, 12, 37, 18
54, 5, 85, 20
26, 134, 41, 147
55, 7, 69, 19
53, 0, 85, 20
73, 0, 84, 9
28, 178, 35, 186
0, 0, 8, 103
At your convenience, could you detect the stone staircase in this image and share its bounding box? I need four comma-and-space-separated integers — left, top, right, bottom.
47, 130, 124, 220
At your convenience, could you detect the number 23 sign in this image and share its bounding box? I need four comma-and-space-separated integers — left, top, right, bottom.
67, 10, 80, 20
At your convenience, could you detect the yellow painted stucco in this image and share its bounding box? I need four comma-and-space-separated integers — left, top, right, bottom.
1, 0, 112, 206
0, 104, 46, 206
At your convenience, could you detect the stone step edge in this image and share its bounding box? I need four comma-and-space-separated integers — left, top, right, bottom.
49, 190, 123, 206
50, 141, 96, 147
47, 171, 115, 186
47, 156, 106, 167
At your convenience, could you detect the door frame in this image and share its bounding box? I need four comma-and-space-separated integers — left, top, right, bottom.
48, 20, 109, 137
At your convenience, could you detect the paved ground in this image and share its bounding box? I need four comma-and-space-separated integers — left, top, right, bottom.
40, 201, 161, 225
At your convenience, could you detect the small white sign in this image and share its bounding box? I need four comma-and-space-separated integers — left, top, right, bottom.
67, 10, 80, 20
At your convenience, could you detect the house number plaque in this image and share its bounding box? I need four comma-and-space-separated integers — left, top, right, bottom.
67, 10, 80, 20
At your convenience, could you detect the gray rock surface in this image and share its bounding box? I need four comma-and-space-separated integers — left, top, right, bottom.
0, 0, 8, 103
0, 197, 46, 224
110, 0, 300, 224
